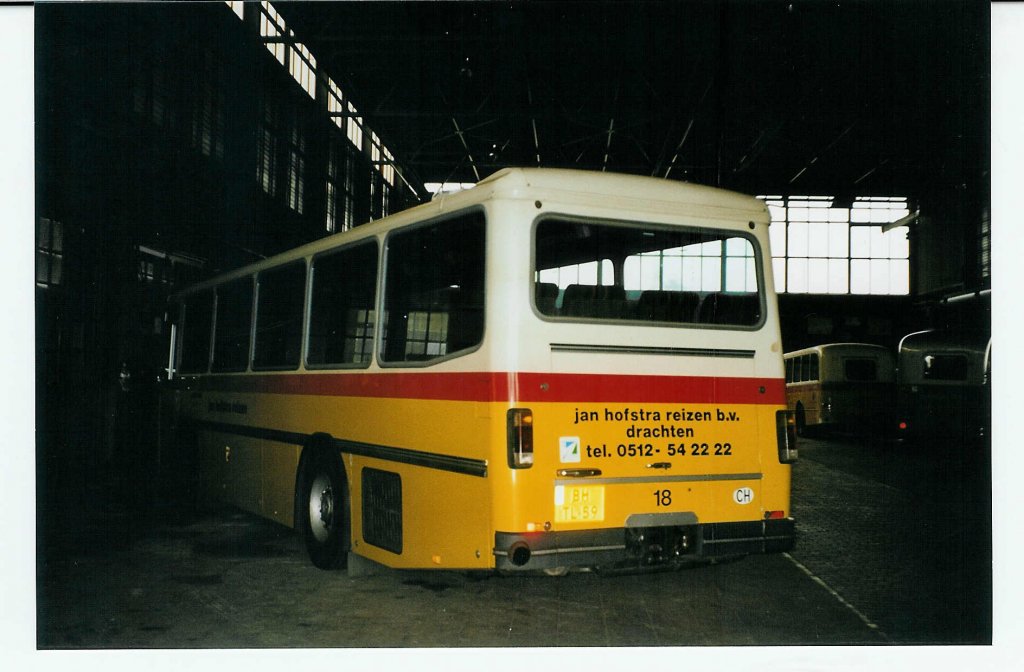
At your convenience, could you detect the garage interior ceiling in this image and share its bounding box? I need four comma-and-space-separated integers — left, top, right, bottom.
276, 0, 988, 199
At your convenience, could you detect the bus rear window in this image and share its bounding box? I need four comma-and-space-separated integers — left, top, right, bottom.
534, 218, 762, 326
844, 358, 878, 382
923, 354, 968, 381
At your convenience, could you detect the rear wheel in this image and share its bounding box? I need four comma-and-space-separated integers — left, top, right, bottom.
296, 446, 349, 570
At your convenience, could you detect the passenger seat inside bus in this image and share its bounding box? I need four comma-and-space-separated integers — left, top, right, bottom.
637, 290, 702, 323
698, 292, 761, 326
560, 284, 628, 319
535, 282, 560, 315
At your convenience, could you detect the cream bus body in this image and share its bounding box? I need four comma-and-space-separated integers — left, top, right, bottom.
784, 343, 895, 435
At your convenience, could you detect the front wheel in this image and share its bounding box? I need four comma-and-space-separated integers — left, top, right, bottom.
296, 447, 350, 570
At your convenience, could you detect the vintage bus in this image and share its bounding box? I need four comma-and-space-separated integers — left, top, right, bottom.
895, 329, 991, 445
160, 168, 797, 574
784, 343, 896, 436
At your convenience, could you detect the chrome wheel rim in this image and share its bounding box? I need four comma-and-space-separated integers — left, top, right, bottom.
307, 473, 334, 543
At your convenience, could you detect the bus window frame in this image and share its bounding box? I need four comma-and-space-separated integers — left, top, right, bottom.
377, 207, 488, 369
177, 290, 215, 375
529, 213, 768, 331
305, 237, 381, 371
252, 258, 309, 372
210, 275, 256, 374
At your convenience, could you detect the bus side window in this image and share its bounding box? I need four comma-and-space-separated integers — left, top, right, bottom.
382, 212, 485, 364
179, 292, 213, 374
254, 261, 306, 370
809, 353, 819, 382
307, 240, 379, 367
211, 277, 253, 373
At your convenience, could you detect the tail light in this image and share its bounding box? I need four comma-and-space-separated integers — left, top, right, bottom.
776, 410, 798, 464
507, 408, 534, 468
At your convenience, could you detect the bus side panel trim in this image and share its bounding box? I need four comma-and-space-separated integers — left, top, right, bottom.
192, 419, 488, 477
550, 343, 756, 359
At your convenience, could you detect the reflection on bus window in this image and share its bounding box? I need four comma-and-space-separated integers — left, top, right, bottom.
382, 212, 485, 363
534, 218, 761, 326
307, 241, 378, 367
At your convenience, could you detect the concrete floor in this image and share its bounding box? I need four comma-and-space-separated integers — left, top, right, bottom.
32, 431, 993, 655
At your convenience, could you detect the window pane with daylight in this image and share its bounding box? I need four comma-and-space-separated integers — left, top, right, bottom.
828, 258, 849, 294
808, 206, 829, 223
682, 257, 702, 290
829, 222, 849, 257
807, 258, 829, 293
889, 259, 910, 294
850, 227, 871, 258
850, 259, 870, 294
725, 256, 757, 292
808, 222, 829, 257
640, 255, 661, 290
701, 257, 721, 291
887, 227, 910, 258
787, 257, 808, 293
788, 222, 808, 257
578, 260, 599, 285
850, 206, 872, 224
870, 259, 890, 294
828, 207, 850, 223
772, 257, 786, 293
662, 255, 683, 290
769, 221, 786, 257
870, 227, 891, 259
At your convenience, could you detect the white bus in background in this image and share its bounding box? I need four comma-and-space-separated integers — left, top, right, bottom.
784, 343, 896, 436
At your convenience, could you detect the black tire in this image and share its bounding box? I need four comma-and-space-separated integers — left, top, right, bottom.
296, 445, 350, 570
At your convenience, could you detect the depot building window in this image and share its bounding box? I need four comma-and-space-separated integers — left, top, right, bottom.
762, 196, 910, 295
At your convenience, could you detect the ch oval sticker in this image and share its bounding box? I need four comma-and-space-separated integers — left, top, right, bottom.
733, 487, 754, 505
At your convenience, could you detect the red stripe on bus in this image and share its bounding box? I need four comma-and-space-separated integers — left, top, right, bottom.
193, 372, 785, 405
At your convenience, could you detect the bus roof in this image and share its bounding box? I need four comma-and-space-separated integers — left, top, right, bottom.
897, 329, 991, 355
467, 167, 768, 216
172, 168, 768, 298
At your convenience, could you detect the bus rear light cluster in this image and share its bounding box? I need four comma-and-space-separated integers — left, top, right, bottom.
775, 410, 798, 464
507, 408, 534, 468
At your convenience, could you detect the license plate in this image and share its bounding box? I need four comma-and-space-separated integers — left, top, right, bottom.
554, 484, 605, 523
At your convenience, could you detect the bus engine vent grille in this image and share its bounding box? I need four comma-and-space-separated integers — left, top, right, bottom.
361, 468, 403, 554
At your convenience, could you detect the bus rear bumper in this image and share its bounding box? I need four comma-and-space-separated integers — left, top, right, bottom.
494, 518, 795, 572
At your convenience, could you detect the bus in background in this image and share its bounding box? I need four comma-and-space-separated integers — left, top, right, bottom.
895, 329, 991, 446
783, 343, 896, 436
160, 167, 797, 574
